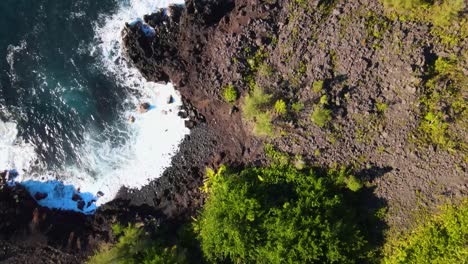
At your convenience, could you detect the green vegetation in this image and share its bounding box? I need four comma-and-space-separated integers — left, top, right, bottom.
312, 80, 325, 93
383, 199, 468, 264
416, 57, 467, 151
274, 99, 287, 115
291, 101, 304, 113
197, 164, 377, 263
258, 62, 274, 77
382, 0, 465, 27
87, 224, 197, 264
311, 107, 332, 128
222, 84, 238, 103
381, 0, 466, 49
376, 102, 388, 115
242, 86, 274, 136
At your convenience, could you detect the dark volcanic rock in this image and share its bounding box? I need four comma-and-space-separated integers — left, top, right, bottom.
34, 192, 48, 201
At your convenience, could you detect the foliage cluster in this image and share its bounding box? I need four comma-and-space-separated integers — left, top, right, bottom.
417, 57, 467, 151
87, 224, 198, 264
197, 164, 372, 264
310, 85, 333, 128
222, 84, 238, 103
242, 85, 275, 136
383, 199, 468, 264
382, 0, 465, 27
274, 99, 287, 115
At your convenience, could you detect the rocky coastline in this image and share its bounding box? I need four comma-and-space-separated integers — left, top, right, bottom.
1, 0, 466, 262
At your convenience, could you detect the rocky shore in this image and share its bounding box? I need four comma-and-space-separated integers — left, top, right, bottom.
1, 0, 466, 262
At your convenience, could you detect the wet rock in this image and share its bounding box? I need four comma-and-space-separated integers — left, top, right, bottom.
34, 192, 48, 201
185, 120, 196, 129
71, 194, 82, 202
77, 200, 85, 211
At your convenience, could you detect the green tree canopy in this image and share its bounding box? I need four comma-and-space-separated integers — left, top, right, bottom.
197, 165, 375, 263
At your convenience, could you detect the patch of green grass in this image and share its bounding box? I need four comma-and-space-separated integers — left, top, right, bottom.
311, 107, 332, 128
87, 223, 198, 264
258, 62, 273, 77
345, 175, 363, 192
319, 94, 329, 105
381, 0, 465, 27
312, 80, 325, 93
264, 143, 289, 165
365, 12, 391, 41
223, 84, 238, 103
291, 102, 304, 113
242, 86, 275, 137
383, 199, 468, 264
416, 57, 467, 151
376, 102, 388, 115
274, 99, 287, 115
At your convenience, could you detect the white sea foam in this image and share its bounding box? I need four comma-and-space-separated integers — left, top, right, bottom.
0, 121, 37, 175
3, 0, 189, 213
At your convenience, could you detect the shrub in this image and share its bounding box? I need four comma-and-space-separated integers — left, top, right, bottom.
274, 99, 287, 115
383, 199, 468, 264
416, 57, 466, 150
242, 86, 274, 136
291, 102, 304, 113
381, 0, 465, 27
197, 165, 376, 263
312, 80, 324, 93
243, 86, 272, 120
345, 175, 363, 192
88, 224, 197, 264
311, 107, 332, 127
254, 112, 274, 136
258, 62, 273, 77
223, 84, 238, 103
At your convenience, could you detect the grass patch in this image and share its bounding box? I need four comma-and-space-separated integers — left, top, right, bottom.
242, 86, 275, 137
87, 223, 200, 264
311, 107, 332, 128
382, 0, 465, 27
274, 99, 287, 115
312, 80, 325, 93
383, 199, 468, 264
416, 57, 467, 151
222, 84, 238, 103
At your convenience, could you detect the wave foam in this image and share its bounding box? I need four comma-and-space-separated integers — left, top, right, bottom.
3, 0, 189, 212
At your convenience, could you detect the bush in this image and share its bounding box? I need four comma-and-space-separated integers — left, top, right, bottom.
312, 80, 324, 93
88, 224, 198, 264
311, 107, 332, 127
223, 84, 238, 103
242, 86, 274, 136
197, 165, 376, 263
274, 99, 287, 115
383, 200, 468, 264
291, 102, 304, 113
382, 0, 465, 27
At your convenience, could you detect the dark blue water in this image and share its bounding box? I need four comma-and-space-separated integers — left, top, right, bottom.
0, 0, 129, 169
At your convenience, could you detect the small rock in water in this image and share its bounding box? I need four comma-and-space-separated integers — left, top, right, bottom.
77, 200, 85, 211
167, 95, 174, 104
72, 194, 82, 201
34, 192, 48, 201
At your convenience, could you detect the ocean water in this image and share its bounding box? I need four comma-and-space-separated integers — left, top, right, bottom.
0, 0, 187, 214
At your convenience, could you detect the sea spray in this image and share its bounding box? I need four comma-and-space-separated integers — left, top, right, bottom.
1, 0, 188, 213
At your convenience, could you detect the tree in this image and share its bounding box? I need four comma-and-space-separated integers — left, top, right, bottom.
197, 165, 373, 263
